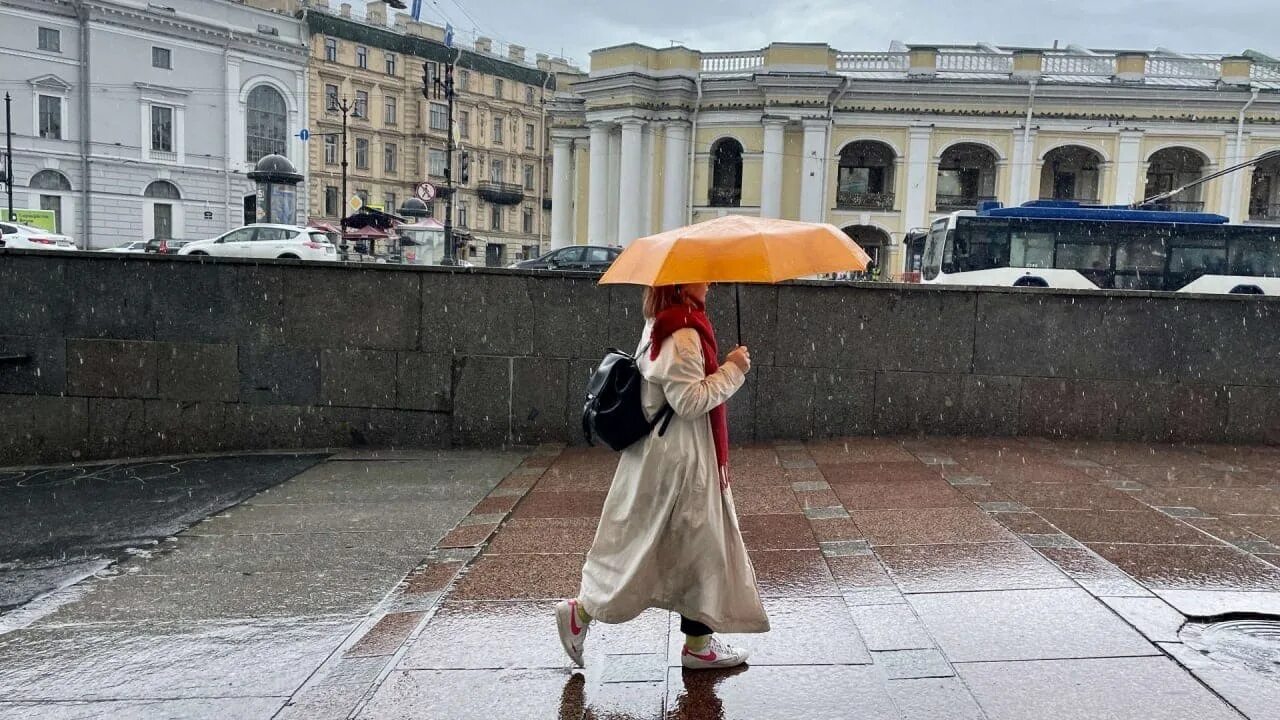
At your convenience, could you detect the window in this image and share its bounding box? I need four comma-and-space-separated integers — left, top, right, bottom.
523, 164, 534, 190
522, 207, 533, 234
428, 149, 446, 177
355, 138, 369, 169
458, 110, 470, 139
354, 90, 368, 118
246, 85, 287, 163
384, 96, 398, 125
385, 193, 397, 213
385, 53, 397, 76
494, 79, 504, 98
152, 47, 171, 70
425, 62, 439, 92
325, 186, 339, 216
525, 86, 535, 105
325, 84, 339, 112
151, 105, 174, 153
457, 202, 468, 228
38, 27, 60, 52
324, 38, 338, 62
38, 96, 62, 140
384, 143, 398, 173
490, 205, 502, 231
459, 70, 470, 91
324, 135, 338, 165
253, 227, 291, 242
490, 158, 504, 182
492, 115, 503, 144
429, 103, 448, 131
525, 123, 535, 149
356, 46, 368, 69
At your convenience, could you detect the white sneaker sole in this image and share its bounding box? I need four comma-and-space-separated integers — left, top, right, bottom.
555, 601, 585, 668
680, 651, 749, 670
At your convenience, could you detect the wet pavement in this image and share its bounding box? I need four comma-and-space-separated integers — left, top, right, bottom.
0, 453, 326, 611
4, 438, 1280, 718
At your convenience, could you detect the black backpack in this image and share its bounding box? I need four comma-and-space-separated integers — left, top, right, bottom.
582, 343, 674, 451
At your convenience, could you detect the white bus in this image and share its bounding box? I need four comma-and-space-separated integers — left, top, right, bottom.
921, 201, 1280, 295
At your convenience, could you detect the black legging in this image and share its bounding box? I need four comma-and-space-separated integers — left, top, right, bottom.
680, 616, 713, 637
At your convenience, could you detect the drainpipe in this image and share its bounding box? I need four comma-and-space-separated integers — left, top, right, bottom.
686, 74, 702, 225
538, 71, 552, 251
223, 37, 233, 232
1019, 80, 1036, 205
75, 0, 91, 247
822, 76, 852, 220
1231, 88, 1259, 221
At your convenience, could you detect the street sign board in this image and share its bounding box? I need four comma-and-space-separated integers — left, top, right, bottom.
296, 129, 311, 142
348, 195, 364, 212
416, 182, 437, 201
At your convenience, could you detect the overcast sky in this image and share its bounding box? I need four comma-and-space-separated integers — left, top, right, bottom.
363, 0, 1277, 69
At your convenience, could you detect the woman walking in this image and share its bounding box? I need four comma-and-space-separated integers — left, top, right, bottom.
556, 283, 769, 670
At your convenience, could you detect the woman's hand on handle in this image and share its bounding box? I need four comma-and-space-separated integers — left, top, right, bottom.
725, 345, 751, 374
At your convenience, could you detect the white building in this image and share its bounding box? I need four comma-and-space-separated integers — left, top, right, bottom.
0, 0, 308, 248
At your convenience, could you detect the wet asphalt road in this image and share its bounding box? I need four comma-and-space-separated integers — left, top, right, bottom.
0, 454, 326, 611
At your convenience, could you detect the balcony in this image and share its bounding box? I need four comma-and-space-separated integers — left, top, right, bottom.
477, 181, 525, 205
708, 186, 741, 207
836, 190, 895, 211
934, 194, 997, 211
1144, 200, 1205, 212
1040, 196, 1101, 204
1249, 203, 1280, 223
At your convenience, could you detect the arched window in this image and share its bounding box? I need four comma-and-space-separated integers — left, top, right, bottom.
840, 225, 892, 279
837, 141, 896, 210
1144, 147, 1207, 211
30, 169, 72, 191
246, 85, 288, 163
936, 143, 999, 210
1248, 153, 1280, 222
1040, 145, 1103, 202
144, 180, 181, 199
709, 138, 743, 207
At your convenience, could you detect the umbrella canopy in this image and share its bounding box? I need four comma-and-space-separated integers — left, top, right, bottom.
344, 225, 390, 240
599, 215, 871, 287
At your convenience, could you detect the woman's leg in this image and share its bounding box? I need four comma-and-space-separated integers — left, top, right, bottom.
679, 616, 749, 669
680, 616, 713, 651
555, 598, 592, 668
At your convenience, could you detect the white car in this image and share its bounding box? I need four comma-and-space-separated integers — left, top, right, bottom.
178, 224, 337, 261
0, 222, 78, 251
103, 241, 149, 253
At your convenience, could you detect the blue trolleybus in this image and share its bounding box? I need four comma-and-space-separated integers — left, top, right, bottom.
921, 201, 1280, 295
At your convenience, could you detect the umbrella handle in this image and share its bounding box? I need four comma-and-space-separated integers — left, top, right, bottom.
735, 284, 742, 348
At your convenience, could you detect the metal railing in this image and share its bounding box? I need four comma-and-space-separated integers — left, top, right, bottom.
936, 51, 1012, 74
836, 191, 895, 211
1042, 54, 1115, 77
1039, 195, 1101, 204
708, 186, 742, 207
835, 52, 908, 72
701, 51, 765, 75
1141, 200, 1206, 212
1146, 57, 1220, 80
935, 194, 997, 211
1248, 203, 1280, 222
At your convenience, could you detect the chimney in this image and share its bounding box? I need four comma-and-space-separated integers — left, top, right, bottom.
508, 44, 526, 63
339, 3, 352, 18
1220, 55, 1253, 86
366, 1, 386, 25
907, 46, 938, 78
475, 36, 493, 54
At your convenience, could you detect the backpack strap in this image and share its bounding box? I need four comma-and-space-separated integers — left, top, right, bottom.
582, 407, 595, 446
653, 404, 675, 437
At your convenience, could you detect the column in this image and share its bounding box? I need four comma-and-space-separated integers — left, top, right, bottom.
550, 136, 574, 249
1221, 132, 1247, 222
606, 130, 622, 244
587, 123, 610, 246
617, 119, 645, 245
1112, 130, 1144, 205
661, 120, 690, 230
760, 118, 786, 218
903, 125, 933, 230
799, 119, 828, 222
1009, 128, 1037, 205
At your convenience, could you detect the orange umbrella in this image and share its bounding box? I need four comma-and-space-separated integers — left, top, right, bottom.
600, 215, 872, 344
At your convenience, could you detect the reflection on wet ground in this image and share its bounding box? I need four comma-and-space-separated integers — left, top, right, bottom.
4, 438, 1280, 718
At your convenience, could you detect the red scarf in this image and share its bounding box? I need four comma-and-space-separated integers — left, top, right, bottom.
650, 300, 730, 475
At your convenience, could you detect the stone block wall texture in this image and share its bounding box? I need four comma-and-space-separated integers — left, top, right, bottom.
2, 249, 1278, 465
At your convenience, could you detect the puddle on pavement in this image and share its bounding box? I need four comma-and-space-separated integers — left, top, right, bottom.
1180, 616, 1280, 680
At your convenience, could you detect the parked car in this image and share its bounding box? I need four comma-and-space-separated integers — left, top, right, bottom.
178, 224, 337, 261
0, 222, 78, 251
144, 238, 191, 254
103, 241, 149, 253
512, 245, 621, 272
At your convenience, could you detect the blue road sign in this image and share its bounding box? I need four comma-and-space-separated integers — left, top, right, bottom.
296, 129, 311, 142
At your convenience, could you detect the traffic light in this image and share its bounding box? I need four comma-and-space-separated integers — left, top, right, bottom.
459, 151, 470, 184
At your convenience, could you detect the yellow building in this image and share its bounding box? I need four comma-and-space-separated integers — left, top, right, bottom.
303, 0, 580, 264
547, 43, 1280, 276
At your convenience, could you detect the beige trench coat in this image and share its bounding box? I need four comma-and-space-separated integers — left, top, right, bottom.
578, 324, 770, 634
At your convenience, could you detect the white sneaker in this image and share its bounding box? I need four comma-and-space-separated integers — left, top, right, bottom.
680, 636, 749, 670
555, 599, 589, 668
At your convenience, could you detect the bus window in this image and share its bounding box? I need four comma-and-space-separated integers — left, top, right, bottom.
1169, 246, 1227, 277
1229, 239, 1280, 277
951, 218, 1009, 272
922, 220, 948, 281
1010, 230, 1054, 268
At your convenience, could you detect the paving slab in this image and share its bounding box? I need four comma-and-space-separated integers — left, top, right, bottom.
666, 664, 900, 720
876, 541, 1074, 593
0, 698, 289, 720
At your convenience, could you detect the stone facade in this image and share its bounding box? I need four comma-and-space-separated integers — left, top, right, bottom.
0, 0, 308, 249
547, 42, 1280, 275
4, 249, 1280, 465
302, 1, 582, 265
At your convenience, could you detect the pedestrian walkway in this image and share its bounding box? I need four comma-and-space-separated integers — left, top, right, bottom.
3, 439, 1280, 719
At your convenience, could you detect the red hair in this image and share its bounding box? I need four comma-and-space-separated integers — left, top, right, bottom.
643, 285, 685, 320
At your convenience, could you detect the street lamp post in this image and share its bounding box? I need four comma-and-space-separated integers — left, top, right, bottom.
324, 94, 355, 259
4, 92, 14, 222
426, 61, 458, 265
